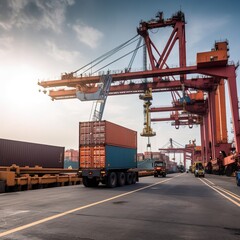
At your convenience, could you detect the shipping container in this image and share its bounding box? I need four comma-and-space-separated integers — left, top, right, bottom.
79, 121, 137, 149
78, 121, 138, 188
65, 149, 79, 162
137, 153, 144, 162
80, 145, 137, 170
64, 160, 79, 169
144, 151, 152, 159
0, 138, 64, 168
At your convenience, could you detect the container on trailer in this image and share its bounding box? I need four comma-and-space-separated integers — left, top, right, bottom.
0, 138, 64, 168
79, 121, 138, 188
79, 121, 137, 149
79, 145, 137, 170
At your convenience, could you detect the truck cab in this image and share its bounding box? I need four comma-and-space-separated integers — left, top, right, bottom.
194, 162, 205, 177
154, 160, 166, 178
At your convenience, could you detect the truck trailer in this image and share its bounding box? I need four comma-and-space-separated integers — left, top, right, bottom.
78, 121, 138, 188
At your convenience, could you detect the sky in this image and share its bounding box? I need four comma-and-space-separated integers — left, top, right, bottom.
0, 0, 239, 163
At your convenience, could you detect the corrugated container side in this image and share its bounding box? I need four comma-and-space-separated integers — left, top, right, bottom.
79, 121, 137, 149
0, 139, 64, 168
105, 145, 137, 170
79, 145, 137, 170
79, 146, 105, 169
105, 121, 137, 149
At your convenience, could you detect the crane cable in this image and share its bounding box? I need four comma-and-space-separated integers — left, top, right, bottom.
126, 37, 142, 72
72, 34, 139, 74
81, 36, 142, 76
92, 42, 145, 75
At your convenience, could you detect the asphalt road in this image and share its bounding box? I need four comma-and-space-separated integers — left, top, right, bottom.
0, 173, 239, 240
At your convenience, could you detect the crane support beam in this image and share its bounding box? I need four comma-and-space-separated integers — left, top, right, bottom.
150, 102, 207, 115
151, 116, 199, 122
159, 148, 193, 152
38, 64, 235, 91
40, 66, 197, 88
47, 77, 216, 100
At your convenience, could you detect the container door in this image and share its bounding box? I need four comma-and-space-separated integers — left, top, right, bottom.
80, 146, 93, 168
93, 146, 106, 168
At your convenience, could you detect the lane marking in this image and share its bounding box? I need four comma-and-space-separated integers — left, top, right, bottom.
213, 185, 240, 201
199, 178, 240, 207
200, 178, 240, 201
0, 174, 182, 238
203, 178, 215, 185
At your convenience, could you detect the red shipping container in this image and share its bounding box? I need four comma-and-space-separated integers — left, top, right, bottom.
79, 121, 137, 149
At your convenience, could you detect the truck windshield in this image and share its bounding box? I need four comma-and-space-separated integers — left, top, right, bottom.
155, 162, 164, 167
196, 163, 203, 170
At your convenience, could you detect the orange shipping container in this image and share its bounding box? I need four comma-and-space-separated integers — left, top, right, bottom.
79, 121, 137, 149
80, 146, 106, 169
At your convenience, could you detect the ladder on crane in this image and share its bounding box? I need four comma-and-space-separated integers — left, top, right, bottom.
90, 74, 112, 121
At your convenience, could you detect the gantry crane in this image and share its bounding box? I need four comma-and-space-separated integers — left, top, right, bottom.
38, 11, 240, 176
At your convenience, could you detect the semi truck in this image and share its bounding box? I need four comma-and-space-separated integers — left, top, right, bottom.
78, 121, 138, 188
153, 160, 166, 177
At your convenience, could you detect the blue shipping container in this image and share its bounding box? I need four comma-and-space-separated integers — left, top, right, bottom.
64, 160, 79, 169
105, 145, 137, 170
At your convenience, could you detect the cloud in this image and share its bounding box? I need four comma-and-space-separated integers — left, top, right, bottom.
73, 22, 104, 49
0, 36, 14, 54
45, 40, 79, 63
0, 0, 75, 33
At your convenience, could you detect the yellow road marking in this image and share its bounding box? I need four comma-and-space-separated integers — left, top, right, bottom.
200, 177, 240, 201
203, 178, 215, 185
0, 174, 182, 238
199, 178, 240, 207
213, 185, 240, 201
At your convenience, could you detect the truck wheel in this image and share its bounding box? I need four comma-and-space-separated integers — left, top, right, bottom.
126, 172, 133, 185
89, 178, 99, 187
117, 172, 126, 186
162, 173, 166, 178
83, 177, 99, 187
132, 172, 137, 184
154, 174, 158, 178
107, 172, 117, 188
82, 177, 90, 187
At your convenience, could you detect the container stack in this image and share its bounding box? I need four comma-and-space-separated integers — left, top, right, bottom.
64, 149, 79, 169
79, 121, 137, 170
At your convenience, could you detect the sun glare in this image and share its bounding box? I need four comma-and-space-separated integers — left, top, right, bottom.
1, 63, 42, 107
